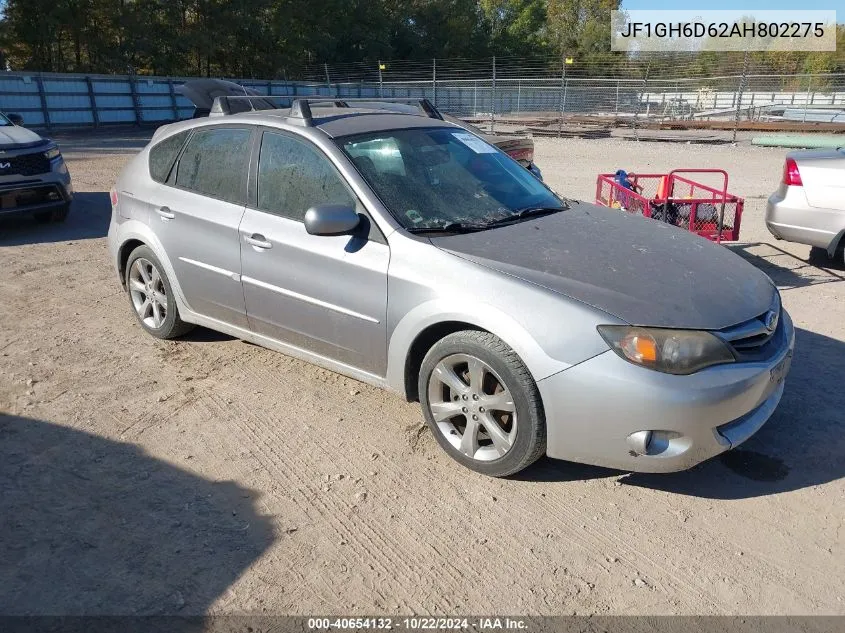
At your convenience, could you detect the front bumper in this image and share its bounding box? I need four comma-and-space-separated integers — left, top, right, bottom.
538, 310, 795, 473
0, 164, 73, 218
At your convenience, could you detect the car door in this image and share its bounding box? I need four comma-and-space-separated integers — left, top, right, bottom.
152, 125, 254, 328
239, 129, 389, 376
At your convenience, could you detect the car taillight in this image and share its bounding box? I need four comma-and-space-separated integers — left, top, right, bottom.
110, 188, 118, 207
507, 148, 533, 162
783, 158, 802, 186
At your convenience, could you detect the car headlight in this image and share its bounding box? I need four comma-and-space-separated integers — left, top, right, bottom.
44, 146, 61, 160
597, 325, 735, 375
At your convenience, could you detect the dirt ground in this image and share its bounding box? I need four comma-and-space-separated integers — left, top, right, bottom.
1, 129, 843, 616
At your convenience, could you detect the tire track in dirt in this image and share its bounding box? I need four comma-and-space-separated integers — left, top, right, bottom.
196, 348, 590, 610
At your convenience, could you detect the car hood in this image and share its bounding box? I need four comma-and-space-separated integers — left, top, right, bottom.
0, 125, 44, 147
432, 202, 775, 330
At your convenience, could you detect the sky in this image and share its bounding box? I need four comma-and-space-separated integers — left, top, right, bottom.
623, 0, 842, 12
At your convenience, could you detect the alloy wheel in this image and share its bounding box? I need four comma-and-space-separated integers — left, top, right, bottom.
128, 258, 168, 329
426, 353, 517, 461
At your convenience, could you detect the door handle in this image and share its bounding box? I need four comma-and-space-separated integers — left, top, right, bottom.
245, 234, 272, 249
156, 206, 175, 220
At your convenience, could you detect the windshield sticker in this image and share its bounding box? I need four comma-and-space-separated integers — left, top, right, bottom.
452, 132, 497, 154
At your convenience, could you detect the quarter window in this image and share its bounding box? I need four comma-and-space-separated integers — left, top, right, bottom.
175, 127, 252, 204
257, 132, 354, 221
148, 130, 190, 183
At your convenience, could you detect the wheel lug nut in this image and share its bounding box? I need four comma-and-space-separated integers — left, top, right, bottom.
472, 394, 479, 400
461, 407, 468, 413
479, 407, 485, 412
472, 414, 478, 420
462, 394, 468, 400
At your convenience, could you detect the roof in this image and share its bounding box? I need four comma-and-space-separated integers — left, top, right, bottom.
314, 109, 458, 137
229, 105, 459, 137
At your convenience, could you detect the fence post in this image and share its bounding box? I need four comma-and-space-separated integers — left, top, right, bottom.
324, 63, 332, 96
36, 73, 51, 130
633, 62, 651, 142
516, 79, 521, 116
128, 71, 142, 126
615, 80, 620, 120
85, 75, 99, 128
558, 56, 566, 138
167, 77, 179, 121
490, 56, 496, 133
803, 74, 813, 123
732, 50, 749, 144
378, 60, 384, 97
432, 58, 437, 106
473, 80, 477, 115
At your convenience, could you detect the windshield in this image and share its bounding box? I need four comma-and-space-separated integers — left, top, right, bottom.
0, 113, 11, 126
339, 127, 564, 231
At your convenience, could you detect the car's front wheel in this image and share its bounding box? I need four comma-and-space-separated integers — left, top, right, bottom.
125, 245, 194, 339
418, 330, 546, 477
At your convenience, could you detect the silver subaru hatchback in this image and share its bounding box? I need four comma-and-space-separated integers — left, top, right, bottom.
108, 98, 794, 477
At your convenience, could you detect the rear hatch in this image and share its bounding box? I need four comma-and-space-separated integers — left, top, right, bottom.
177, 78, 276, 116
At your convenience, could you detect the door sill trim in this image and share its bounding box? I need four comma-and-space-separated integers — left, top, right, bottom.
179, 309, 391, 392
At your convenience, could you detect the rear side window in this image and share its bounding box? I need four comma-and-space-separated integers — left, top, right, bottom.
148, 131, 189, 183
175, 127, 252, 204
257, 131, 354, 221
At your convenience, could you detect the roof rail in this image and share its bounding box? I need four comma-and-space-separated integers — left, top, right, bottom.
208, 95, 444, 126
289, 97, 443, 127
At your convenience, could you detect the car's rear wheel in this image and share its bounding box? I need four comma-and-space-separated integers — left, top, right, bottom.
34, 203, 70, 223
125, 245, 194, 339
418, 330, 546, 477
809, 245, 845, 269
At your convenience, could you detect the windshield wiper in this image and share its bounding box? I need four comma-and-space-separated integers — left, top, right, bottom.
406, 221, 488, 234
480, 205, 568, 228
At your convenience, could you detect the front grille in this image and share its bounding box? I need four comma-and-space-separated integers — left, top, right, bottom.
0, 151, 51, 177
718, 304, 782, 359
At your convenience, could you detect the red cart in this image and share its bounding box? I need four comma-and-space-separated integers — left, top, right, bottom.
595, 169, 744, 243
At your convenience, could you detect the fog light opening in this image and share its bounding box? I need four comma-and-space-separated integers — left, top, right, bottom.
626, 430, 653, 456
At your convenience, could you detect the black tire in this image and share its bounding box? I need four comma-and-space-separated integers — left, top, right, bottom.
34, 203, 70, 224
809, 245, 845, 270
125, 245, 194, 339
418, 330, 546, 477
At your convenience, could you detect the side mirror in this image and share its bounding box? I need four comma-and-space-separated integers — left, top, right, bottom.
304, 204, 360, 236
7, 113, 24, 126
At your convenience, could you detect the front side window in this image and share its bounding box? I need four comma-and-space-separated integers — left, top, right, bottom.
340, 127, 564, 230
149, 130, 190, 183
175, 127, 252, 204
257, 131, 354, 221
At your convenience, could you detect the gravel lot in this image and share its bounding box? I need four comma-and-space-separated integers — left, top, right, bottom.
1, 129, 843, 616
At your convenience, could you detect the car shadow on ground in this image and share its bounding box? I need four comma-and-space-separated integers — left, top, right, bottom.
728, 241, 845, 289
0, 192, 111, 246
0, 414, 273, 615
180, 327, 237, 343
516, 327, 844, 499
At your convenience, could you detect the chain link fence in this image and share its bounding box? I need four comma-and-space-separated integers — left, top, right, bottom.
304, 55, 845, 133
2, 54, 844, 134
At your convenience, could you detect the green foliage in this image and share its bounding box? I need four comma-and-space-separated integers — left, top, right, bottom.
0, 1, 842, 78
